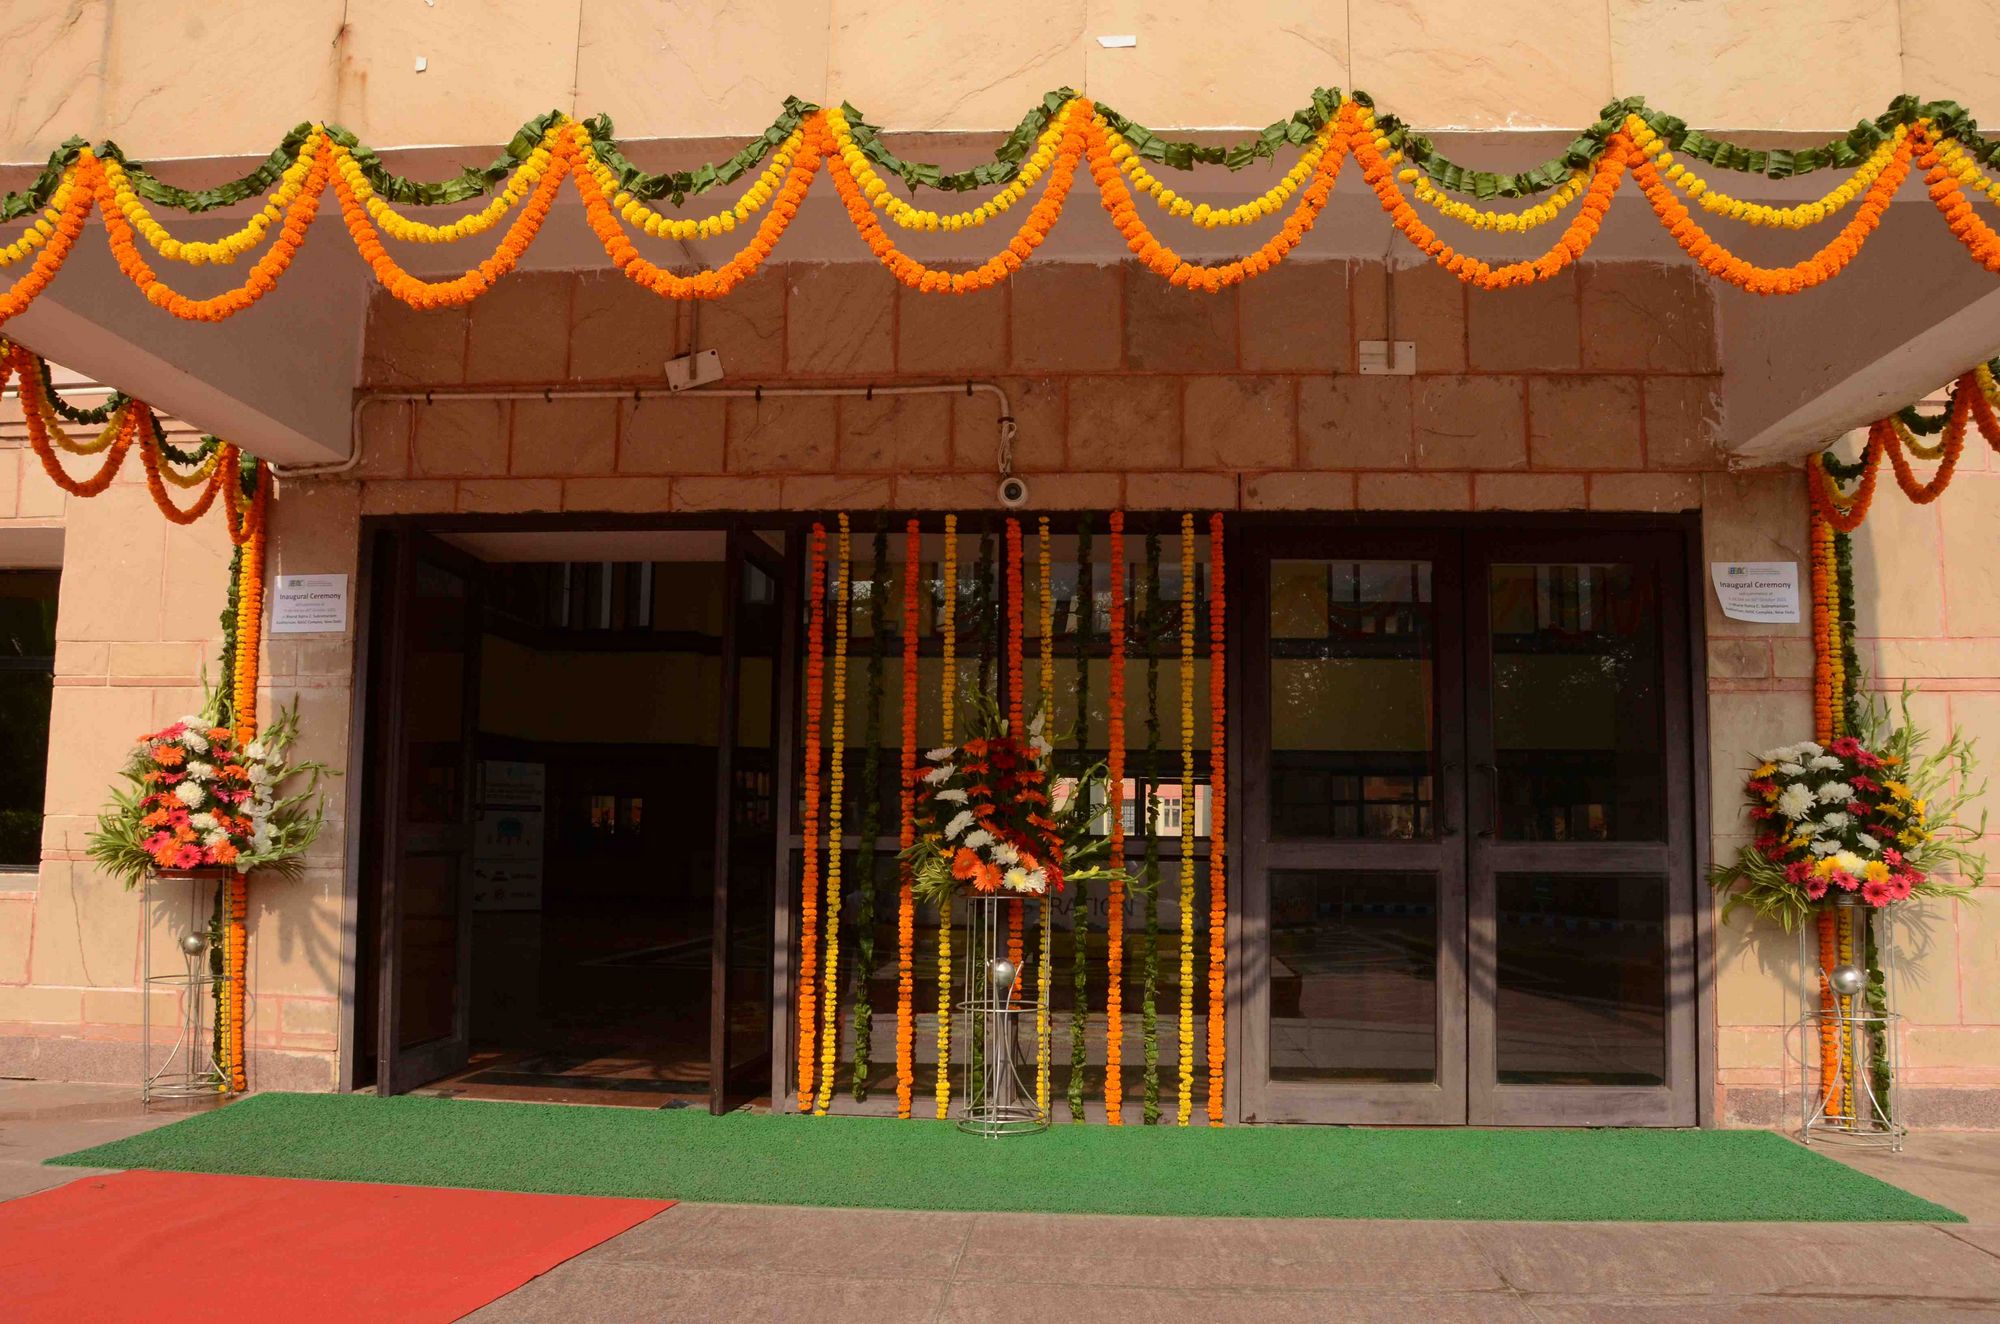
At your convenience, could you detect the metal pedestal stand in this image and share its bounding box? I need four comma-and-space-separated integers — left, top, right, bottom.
957, 893, 1047, 1136
141, 868, 228, 1104
1797, 894, 1905, 1151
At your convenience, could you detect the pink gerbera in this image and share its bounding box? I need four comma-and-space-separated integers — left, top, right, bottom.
1862, 877, 1896, 906
1855, 749, 1884, 769
1887, 874, 1915, 902
1803, 873, 1831, 900
1828, 869, 1861, 892
1882, 846, 1902, 867
1830, 737, 1862, 758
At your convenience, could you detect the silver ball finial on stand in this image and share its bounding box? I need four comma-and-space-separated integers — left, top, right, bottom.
178, 933, 206, 957
1828, 963, 1867, 998
988, 958, 1017, 999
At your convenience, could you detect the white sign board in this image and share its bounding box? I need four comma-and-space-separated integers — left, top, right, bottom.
269, 574, 349, 634
472, 761, 546, 911
1709, 561, 1800, 624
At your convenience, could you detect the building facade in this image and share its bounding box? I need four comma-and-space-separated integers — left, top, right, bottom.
0, 1, 1997, 1127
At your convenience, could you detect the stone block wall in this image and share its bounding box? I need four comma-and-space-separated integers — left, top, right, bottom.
2, 255, 1995, 1124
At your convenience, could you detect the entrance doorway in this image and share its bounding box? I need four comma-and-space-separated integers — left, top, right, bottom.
1237, 521, 1700, 1125
354, 524, 790, 1113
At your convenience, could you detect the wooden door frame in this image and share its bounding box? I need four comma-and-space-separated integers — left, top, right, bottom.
710, 524, 788, 1113
1462, 526, 1699, 1126
371, 528, 485, 1096
1235, 526, 1470, 1124
1225, 511, 1711, 1127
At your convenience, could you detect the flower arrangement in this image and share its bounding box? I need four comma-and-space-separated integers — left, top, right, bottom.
1711, 693, 1984, 930
904, 699, 1124, 910
88, 695, 328, 887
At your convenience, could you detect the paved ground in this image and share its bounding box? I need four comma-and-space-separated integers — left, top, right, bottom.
7, 1080, 2000, 1321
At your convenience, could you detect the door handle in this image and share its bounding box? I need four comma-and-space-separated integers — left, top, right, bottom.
1475, 761, 1499, 839
1438, 760, 1458, 836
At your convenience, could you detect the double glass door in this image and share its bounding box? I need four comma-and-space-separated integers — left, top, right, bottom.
1239, 525, 1697, 1125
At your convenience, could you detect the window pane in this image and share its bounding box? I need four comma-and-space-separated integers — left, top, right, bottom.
0, 570, 58, 867
1489, 562, 1663, 841
1269, 560, 1434, 840
1494, 872, 1667, 1086
1269, 869, 1437, 1082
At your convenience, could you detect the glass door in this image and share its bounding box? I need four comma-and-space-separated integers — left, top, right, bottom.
1465, 531, 1697, 1125
1239, 531, 1468, 1124
373, 531, 483, 1096
710, 526, 789, 1113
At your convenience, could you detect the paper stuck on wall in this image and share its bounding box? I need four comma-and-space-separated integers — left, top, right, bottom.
1709, 561, 1800, 623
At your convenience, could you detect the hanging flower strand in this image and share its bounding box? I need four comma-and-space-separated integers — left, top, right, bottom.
897, 518, 920, 1119
816, 513, 853, 1115
1104, 511, 1128, 1123
795, 524, 827, 1112
935, 514, 958, 1120
1036, 515, 1055, 1119
1177, 512, 1197, 1126
1206, 512, 1227, 1125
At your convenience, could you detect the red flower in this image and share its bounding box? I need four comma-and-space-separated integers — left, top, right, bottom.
1862, 877, 1896, 906
1803, 873, 1830, 900
1830, 737, 1862, 758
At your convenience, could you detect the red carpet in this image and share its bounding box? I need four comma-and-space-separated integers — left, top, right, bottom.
0, 1169, 671, 1322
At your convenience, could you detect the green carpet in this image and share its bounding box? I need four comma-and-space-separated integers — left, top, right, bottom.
51, 1092, 1961, 1222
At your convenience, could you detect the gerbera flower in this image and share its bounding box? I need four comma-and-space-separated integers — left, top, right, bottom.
1862, 877, 1896, 906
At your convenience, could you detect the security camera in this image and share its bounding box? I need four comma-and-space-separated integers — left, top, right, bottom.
998, 475, 1030, 508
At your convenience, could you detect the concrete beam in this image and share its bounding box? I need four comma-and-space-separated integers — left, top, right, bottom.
7, 230, 366, 466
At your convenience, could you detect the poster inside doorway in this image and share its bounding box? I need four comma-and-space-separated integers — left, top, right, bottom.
472, 760, 545, 911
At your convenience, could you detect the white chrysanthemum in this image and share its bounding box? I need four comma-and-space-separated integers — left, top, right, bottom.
1777, 784, 1816, 820
1777, 761, 1806, 778
1003, 867, 1036, 892
174, 780, 205, 808
176, 715, 204, 731
181, 730, 209, 755
202, 830, 230, 849
922, 765, 955, 785
1817, 782, 1857, 804
925, 747, 955, 762
990, 841, 1020, 866
1831, 850, 1867, 876
1796, 741, 1824, 759
191, 812, 219, 832
962, 829, 994, 850
1810, 838, 1840, 856
185, 761, 217, 782
1808, 754, 1843, 771
944, 809, 975, 840
1857, 832, 1880, 853
1819, 811, 1851, 832
1026, 868, 1048, 893
934, 787, 968, 804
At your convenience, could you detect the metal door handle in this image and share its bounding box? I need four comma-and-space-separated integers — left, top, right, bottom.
1475, 761, 1498, 838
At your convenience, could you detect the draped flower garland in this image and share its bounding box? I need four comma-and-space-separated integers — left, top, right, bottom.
795, 511, 1225, 1124
3, 340, 272, 1092
7, 91, 2000, 329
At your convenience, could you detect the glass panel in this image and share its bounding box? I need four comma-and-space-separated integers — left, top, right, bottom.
1494, 872, 1666, 1086
725, 546, 783, 1085
1269, 560, 1434, 840
1489, 561, 1663, 841
398, 853, 461, 1048
1269, 870, 1437, 1083
0, 569, 57, 869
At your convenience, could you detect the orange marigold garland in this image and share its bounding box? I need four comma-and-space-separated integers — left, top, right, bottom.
1205, 512, 1227, 1125
1085, 107, 1347, 293
897, 518, 920, 1118
815, 513, 852, 1115
1808, 504, 1845, 1118
1923, 127, 2000, 275
220, 464, 269, 1091
796, 524, 827, 1112
1104, 511, 1128, 1123
823, 108, 1087, 295
1176, 512, 1197, 1126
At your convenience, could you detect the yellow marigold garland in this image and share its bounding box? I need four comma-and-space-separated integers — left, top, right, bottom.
1403, 165, 1590, 232
0, 181, 76, 268
1205, 512, 1227, 1125
1643, 127, 1907, 229
1108, 121, 1332, 228
897, 519, 920, 1119
333, 134, 554, 245
1176, 512, 1196, 1126
827, 103, 1075, 231
584, 129, 802, 242
935, 514, 957, 1119
815, 512, 852, 1115
107, 135, 320, 264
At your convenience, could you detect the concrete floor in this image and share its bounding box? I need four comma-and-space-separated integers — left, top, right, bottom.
6, 1081, 2000, 1321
